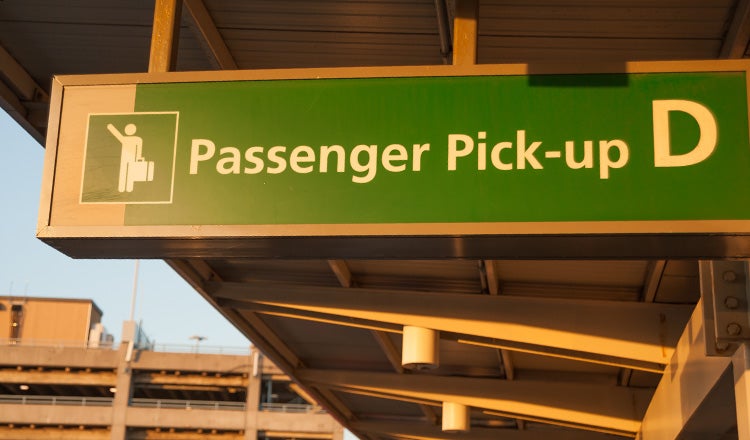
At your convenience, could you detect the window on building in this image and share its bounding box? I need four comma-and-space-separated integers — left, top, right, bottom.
259, 377, 312, 412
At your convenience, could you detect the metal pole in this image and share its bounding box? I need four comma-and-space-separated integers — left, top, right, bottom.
434, 0, 452, 64
129, 260, 140, 322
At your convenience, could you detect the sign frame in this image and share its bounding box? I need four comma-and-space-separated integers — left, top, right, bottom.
38, 60, 750, 259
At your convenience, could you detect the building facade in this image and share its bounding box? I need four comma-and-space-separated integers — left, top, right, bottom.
0, 297, 343, 440
0, 296, 103, 344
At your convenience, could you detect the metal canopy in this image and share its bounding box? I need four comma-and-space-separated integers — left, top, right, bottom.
3, 1, 750, 439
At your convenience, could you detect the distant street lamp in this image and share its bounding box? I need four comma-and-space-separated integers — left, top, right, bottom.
189, 335, 207, 352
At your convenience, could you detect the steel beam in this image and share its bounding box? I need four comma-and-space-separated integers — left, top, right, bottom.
297, 369, 650, 435
700, 260, 750, 355
328, 260, 354, 288
453, 0, 478, 65
0, 42, 48, 142
326, 261, 436, 424
167, 259, 302, 370
166, 259, 354, 437
149, 0, 182, 73
734, 343, 750, 440
209, 281, 693, 369
483, 260, 500, 295
721, 0, 750, 58
0, 43, 46, 102
314, 386, 354, 421
183, 0, 237, 69
350, 420, 625, 440
732, 344, 750, 440
641, 260, 666, 303
371, 330, 404, 374
637, 300, 734, 439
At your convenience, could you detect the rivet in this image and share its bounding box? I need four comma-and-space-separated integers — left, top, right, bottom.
727, 322, 743, 336
723, 271, 737, 282
725, 296, 741, 310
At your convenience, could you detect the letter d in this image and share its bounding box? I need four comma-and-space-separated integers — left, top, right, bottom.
653, 100, 717, 167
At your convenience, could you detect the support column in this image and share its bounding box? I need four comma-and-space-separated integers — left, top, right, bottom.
149, 0, 182, 73
640, 261, 750, 439
637, 301, 732, 439
453, 0, 478, 66
111, 322, 136, 440
734, 343, 750, 440
244, 349, 262, 440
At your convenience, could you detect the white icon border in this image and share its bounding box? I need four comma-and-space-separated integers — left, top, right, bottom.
80, 111, 179, 205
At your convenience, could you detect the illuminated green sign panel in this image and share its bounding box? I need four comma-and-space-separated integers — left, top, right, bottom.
82, 71, 746, 226
39, 62, 750, 260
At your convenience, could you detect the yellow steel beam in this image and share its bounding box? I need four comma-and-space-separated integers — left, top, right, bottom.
371, 330, 404, 374
328, 260, 354, 288
641, 260, 666, 303
297, 369, 650, 435
350, 420, 622, 440
313, 386, 354, 420
209, 281, 693, 368
638, 300, 735, 439
149, 0, 182, 73
167, 259, 355, 435
483, 260, 500, 295
453, 0, 478, 65
325, 261, 436, 424
288, 382, 320, 406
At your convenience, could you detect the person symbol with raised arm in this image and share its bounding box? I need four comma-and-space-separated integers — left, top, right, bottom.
107, 123, 154, 193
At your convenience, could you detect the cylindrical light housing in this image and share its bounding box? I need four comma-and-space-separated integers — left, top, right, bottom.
442, 401, 470, 432
401, 326, 439, 370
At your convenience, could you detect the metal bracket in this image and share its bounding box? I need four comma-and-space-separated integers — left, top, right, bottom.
700, 260, 750, 356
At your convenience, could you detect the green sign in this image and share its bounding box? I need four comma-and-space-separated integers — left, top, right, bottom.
75, 71, 749, 226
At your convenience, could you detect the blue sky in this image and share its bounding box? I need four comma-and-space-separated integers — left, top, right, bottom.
2, 108, 358, 439
0, 109, 248, 348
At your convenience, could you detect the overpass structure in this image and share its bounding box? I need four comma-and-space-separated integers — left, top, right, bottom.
0, 297, 343, 439
0, 342, 342, 440
3, 1, 750, 439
